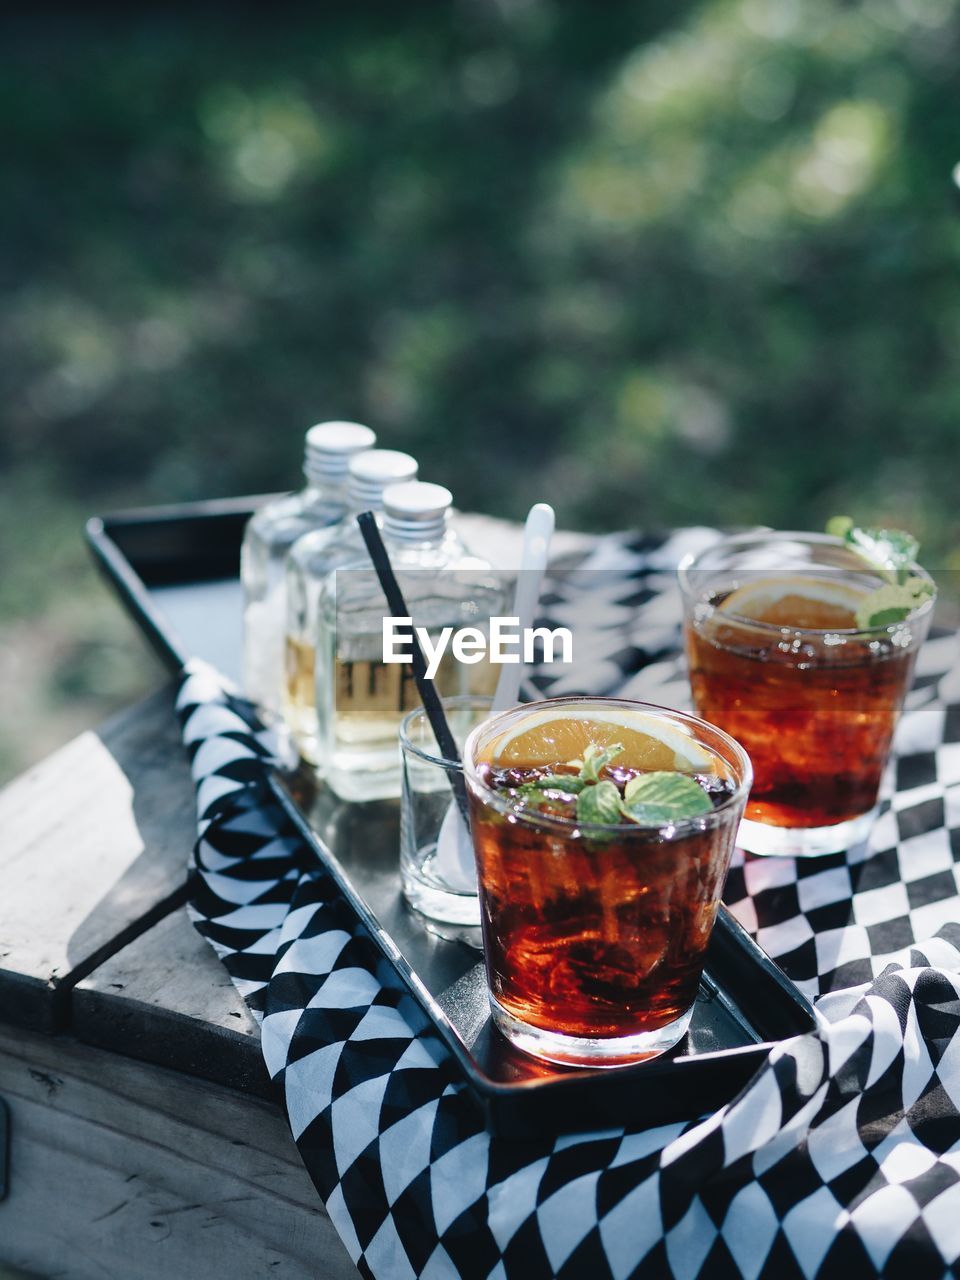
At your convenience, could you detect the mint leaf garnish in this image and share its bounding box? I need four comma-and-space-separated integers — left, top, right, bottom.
854, 578, 934, 629
511, 783, 553, 812
827, 516, 933, 625
826, 516, 920, 585
865, 607, 915, 628
622, 772, 713, 824
510, 742, 714, 828
531, 774, 587, 794
577, 780, 623, 826
577, 742, 623, 783
849, 528, 919, 586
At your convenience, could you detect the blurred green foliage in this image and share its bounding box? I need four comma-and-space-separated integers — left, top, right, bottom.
2, 0, 960, 777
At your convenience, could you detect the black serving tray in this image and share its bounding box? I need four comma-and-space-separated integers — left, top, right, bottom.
87, 498, 817, 1137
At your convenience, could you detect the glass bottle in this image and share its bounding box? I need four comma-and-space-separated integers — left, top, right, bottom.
284, 448, 419, 765
315, 481, 508, 801
240, 420, 375, 723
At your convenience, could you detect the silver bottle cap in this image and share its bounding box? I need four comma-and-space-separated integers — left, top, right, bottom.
304, 421, 376, 484
382, 481, 452, 542
347, 450, 419, 509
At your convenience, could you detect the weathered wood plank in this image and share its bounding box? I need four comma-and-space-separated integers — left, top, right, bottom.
0, 687, 195, 1033
0, 1025, 355, 1280
73, 906, 269, 1096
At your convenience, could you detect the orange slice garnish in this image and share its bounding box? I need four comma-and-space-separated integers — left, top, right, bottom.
481, 705, 713, 774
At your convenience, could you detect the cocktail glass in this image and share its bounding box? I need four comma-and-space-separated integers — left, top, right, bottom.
462, 697, 751, 1067
679, 530, 936, 857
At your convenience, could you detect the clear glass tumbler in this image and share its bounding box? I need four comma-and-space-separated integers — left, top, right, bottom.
679, 530, 936, 857
463, 696, 751, 1068
399, 695, 493, 926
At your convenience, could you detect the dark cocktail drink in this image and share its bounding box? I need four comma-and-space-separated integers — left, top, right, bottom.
463, 698, 751, 1067
680, 531, 936, 857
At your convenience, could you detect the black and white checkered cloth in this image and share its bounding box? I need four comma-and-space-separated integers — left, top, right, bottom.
177, 530, 960, 1278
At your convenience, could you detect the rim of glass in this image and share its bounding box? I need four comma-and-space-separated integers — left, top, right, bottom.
399, 694, 495, 768
462, 695, 753, 835
677, 529, 936, 638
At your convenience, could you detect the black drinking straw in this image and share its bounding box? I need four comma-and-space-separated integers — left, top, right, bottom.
356, 511, 472, 828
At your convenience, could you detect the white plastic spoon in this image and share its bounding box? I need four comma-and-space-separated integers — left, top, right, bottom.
432, 503, 556, 895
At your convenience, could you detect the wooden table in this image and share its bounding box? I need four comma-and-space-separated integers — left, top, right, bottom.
0, 689, 356, 1279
